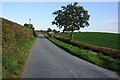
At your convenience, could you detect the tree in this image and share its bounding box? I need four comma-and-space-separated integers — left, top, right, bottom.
57, 30, 60, 33
24, 23, 33, 28
24, 23, 36, 37
53, 29, 58, 33
28, 24, 33, 28
47, 28, 52, 32
52, 2, 90, 41
24, 23, 28, 27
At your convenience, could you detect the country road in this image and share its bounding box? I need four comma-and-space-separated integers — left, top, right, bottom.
21, 34, 119, 78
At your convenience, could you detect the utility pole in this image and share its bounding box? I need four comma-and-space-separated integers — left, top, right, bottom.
29, 19, 31, 24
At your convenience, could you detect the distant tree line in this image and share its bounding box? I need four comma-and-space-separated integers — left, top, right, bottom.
47, 28, 60, 33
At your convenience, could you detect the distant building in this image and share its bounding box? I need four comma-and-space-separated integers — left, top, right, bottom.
48, 31, 54, 36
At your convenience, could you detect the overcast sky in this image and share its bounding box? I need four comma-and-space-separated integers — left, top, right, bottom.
1, 2, 118, 33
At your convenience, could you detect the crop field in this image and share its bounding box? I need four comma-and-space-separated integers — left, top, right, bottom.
56, 32, 120, 50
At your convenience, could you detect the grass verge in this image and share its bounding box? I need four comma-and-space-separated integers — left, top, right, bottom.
45, 34, 120, 72
2, 36, 36, 78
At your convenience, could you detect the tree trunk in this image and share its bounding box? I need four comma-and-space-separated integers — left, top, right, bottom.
70, 31, 74, 41
63, 30, 64, 33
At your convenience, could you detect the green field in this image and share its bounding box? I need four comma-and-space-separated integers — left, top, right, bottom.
56, 32, 120, 50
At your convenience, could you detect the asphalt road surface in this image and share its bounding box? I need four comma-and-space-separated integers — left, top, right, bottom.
21, 34, 119, 78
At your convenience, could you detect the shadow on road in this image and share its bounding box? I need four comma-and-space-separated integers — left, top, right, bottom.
37, 36, 45, 39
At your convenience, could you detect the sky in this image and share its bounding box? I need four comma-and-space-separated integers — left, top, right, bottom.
1, 2, 118, 33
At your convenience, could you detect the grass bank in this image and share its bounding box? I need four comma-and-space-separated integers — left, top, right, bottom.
45, 35, 120, 72
1, 17, 37, 78
3, 36, 36, 78
56, 32, 120, 50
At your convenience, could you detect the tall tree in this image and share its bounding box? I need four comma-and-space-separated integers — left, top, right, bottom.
52, 2, 90, 40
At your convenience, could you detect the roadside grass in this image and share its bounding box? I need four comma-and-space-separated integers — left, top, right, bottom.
2, 17, 37, 78
56, 32, 120, 50
0, 49, 1, 78
2, 36, 36, 78
45, 35, 120, 72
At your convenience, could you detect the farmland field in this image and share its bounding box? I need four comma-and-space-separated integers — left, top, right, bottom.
56, 32, 120, 50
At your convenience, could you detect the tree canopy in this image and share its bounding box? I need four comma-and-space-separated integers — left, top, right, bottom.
47, 28, 52, 32
52, 2, 90, 40
24, 23, 33, 29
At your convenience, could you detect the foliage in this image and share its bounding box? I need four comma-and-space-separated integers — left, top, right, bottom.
47, 28, 52, 32
53, 29, 58, 33
52, 2, 90, 40
24, 23, 28, 27
24, 23, 37, 37
24, 23, 33, 29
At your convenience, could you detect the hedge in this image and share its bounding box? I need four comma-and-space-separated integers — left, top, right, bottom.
54, 36, 120, 59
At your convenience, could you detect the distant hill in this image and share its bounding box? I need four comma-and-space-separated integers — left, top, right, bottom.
56, 32, 120, 50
